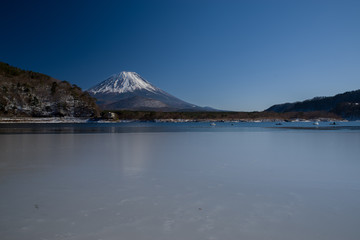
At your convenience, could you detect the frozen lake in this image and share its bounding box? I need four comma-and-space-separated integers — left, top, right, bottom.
1, 122, 360, 240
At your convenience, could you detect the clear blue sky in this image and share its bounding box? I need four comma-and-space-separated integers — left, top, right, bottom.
1, 0, 360, 111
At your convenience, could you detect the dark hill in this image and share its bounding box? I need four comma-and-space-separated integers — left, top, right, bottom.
266, 89, 360, 120
0, 62, 99, 117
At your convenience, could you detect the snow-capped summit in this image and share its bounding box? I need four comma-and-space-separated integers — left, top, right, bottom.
87, 71, 216, 111
88, 71, 158, 94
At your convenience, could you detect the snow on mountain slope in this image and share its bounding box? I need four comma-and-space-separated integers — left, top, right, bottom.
88, 72, 159, 94
87, 71, 216, 111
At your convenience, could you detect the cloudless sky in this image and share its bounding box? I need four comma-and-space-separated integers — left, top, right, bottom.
1, 0, 360, 111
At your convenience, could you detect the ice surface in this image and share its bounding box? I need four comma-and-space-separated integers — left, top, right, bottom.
1, 129, 360, 239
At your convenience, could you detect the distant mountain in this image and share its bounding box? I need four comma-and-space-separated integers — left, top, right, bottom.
0, 62, 99, 117
266, 89, 360, 119
88, 72, 215, 111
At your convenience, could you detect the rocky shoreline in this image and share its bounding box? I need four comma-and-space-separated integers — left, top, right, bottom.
0, 116, 345, 124
0, 117, 90, 123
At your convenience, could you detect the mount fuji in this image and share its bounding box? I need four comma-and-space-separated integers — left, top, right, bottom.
87, 72, 215, 111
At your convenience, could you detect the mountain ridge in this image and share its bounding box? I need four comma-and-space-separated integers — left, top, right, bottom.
265, 89, 360, 119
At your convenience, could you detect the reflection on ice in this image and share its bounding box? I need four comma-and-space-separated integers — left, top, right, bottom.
1, 129, 360, 239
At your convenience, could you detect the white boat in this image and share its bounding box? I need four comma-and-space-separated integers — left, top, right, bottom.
313, 121, 319, 126
210, 122, 216, 126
